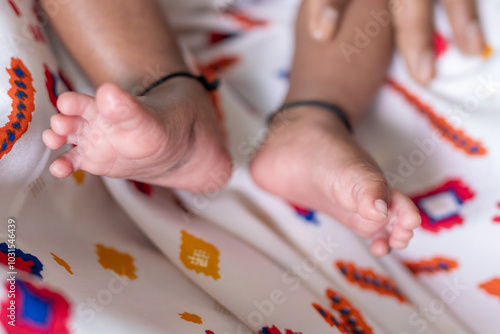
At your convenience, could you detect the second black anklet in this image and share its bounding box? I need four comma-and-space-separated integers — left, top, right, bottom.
268, 100, 352, 133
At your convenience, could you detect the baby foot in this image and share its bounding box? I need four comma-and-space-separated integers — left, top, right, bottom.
250, 106, 421, 256
42, 78, 232, 193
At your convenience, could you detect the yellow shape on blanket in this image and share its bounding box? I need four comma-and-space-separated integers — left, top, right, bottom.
96, 244, 137, 280
50, 252, 73, 275
72, 170, 85, 184
179, 230, 221, 280
479, 278, 500, 299
179, 312, 203, 324
482, 46, 493, 59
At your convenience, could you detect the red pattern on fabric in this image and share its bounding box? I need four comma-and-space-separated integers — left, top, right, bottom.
209, 32, 238, 45
387, 79, 487, 156
225, 10, 268, 30
45, 64, 60, 112
336, 261, 407, 303
199, 56, 240, 74
492, 202, 500, 223
479, 278, 500, 300
197, 57, 239, 140
29, 24, 46, 42
404, 256, 458, 275
289, 202, 318, 224
58, 69, 74, 92
259, 325, 303, 334
130, 181, 153, 196
196, 64, 224, 123
434, 31, 448, 58
290, 203, 310, 216
8, 0, 21, 16
0, 253, 36, 275
0, 280, 71, 334
410, 179, 475, 233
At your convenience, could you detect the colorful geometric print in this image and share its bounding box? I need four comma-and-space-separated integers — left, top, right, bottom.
289, 203, 319, 225
0, 243, 44, 278
29, 22, 46, 43
0, 280, 70, 334
195, 59, 233, 139
209, 32, 240, 45
50, 253, 73, 275
404, 256, 458, 275
8, 0, 20, 16
225, 10, 269, 30
197, 55, 239, 124
72, 170, 86, 185
7, 1, 46, 42
278, 69, 289, 80
1, 58, 36, 161
259, 326, 302, 334
479, 278, 500, 301
313, 301, 371, 334
387, 79, 487, 156
434, 31, 448, 58
325, 288, 372, 334
95, 244, 138, 280
336, 261, 406, 303
130, 180, 153, 196
179, 230, 221, 280
482, 46, 493, 59
45, 64, 59, 112
45, 66, 74, 114
491, 202, 500, 223
57, 69, 74, 92
410, 179, 475, 233
179, 311, 203, 324
199, 56, 240, 75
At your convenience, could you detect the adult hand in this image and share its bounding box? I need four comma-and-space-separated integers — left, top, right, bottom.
306, 0, 487, 84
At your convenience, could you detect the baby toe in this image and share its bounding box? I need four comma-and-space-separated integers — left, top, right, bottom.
389, 225, 413, 250
50, 114, 85, 136
390, 225, 414, 242
391, 190, 422, 230
353, 175, 391, 223
57, 91, 95, 117
42, 129, 67, 150
389, 239, 410, 250
370, 236, 390, 257
49, 149, 81, 178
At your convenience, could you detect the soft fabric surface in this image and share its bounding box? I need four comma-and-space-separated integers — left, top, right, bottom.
0, 0, 499, 333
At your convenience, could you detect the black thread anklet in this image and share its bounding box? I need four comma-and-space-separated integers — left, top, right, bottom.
268, 100, 352, 133
140, 72, 220, 96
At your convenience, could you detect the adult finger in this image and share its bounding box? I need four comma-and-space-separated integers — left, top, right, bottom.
393, 0, 436, 84
306, 0, 349, 41
441, 0, 486, 54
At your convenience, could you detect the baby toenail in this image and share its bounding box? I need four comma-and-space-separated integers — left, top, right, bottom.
374, 199, 388, 219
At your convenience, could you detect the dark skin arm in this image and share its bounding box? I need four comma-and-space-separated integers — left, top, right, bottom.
287, 0, 394, 125
40, 0, 188, 93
